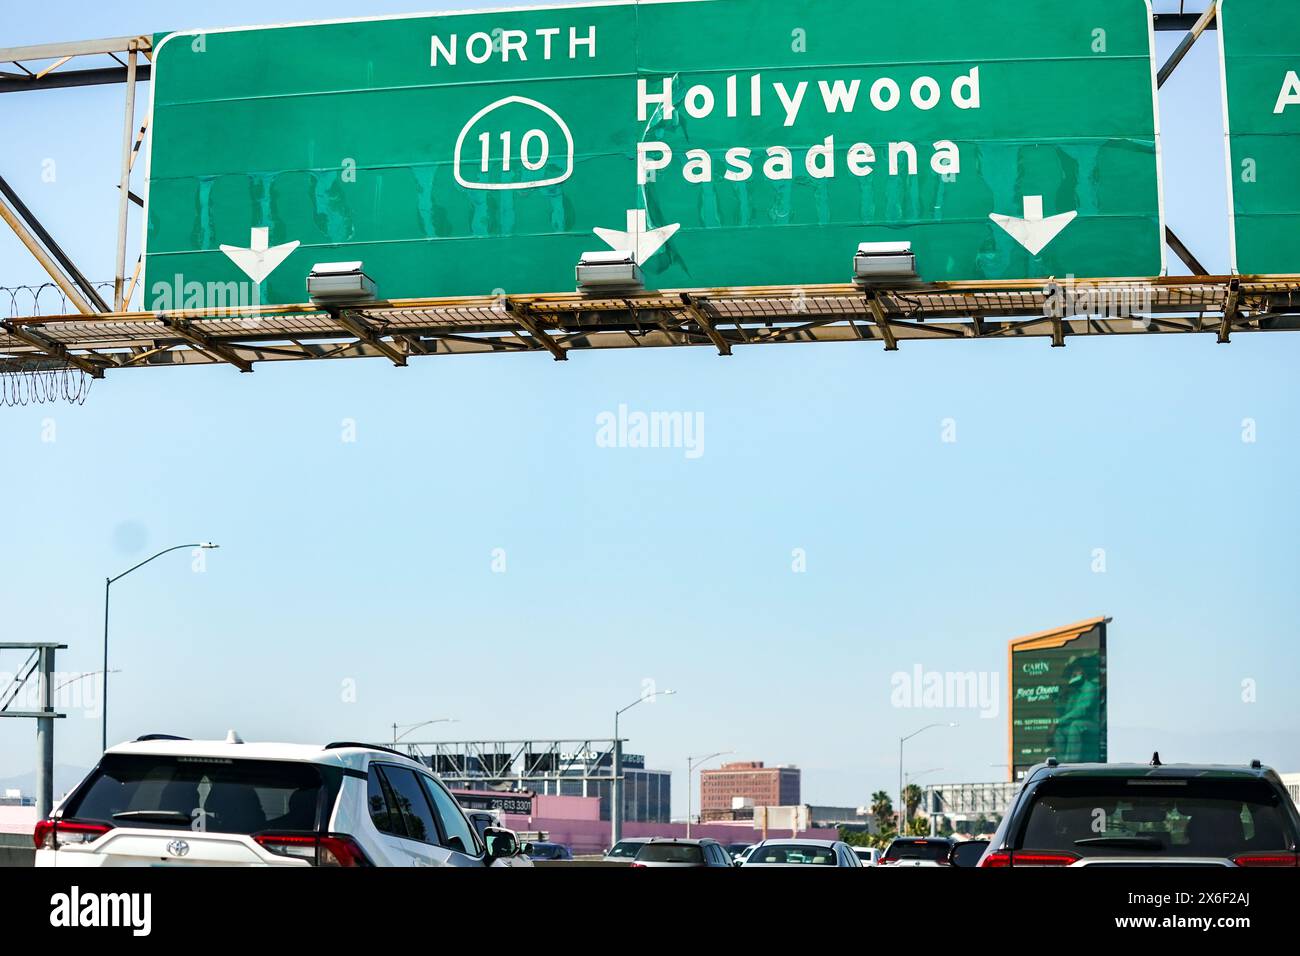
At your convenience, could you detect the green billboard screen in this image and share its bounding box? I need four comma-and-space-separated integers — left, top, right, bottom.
1009, 617, 1108, 780
142, 0, 1166, 306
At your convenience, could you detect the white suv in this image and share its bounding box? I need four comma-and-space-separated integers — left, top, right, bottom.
35, 733, 523, 867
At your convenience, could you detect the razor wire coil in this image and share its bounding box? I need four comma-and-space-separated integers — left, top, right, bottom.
1, 281, 108, 406
0, 360, 93, 407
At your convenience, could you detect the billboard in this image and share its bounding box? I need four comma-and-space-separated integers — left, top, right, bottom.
1219, 0, 1300, 274
142, 0, 1166, 306
1008, 617, 1109, 780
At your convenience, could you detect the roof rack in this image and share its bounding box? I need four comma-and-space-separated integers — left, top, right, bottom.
323, 741, 417, 762
133, 733, 190, 742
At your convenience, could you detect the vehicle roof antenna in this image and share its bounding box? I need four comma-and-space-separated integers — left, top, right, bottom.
225, 729, 245, 744
1150, 751, 1161, 767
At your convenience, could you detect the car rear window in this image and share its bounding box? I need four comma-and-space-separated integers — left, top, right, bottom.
750, 844, 838, 865
608, 840, 642, 857
884, 840, 949, 861
1019, 775, 1296, 859
636, 842, 704, 864
530, 843, 568, 859
61, 753, 329, 834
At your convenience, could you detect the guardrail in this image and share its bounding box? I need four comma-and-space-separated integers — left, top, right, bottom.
0, 833, 34, 867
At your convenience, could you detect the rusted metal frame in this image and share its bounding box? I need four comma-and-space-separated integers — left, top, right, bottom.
1165, 227, 1212, 277
157, 316, 255, 372
0, 320, 105, 377
882, 317, 969, 339
750, 317, 853, 344
866, 292, 899, 351
505, 299, 567, 360
112, 47, 139, 311
32, 55, 73, 80
1219, 278, 1241, 344
1050, 310, 1066, 347
0, 36, 153, 93
332, 310, 408, 366
0, 175, 109, 312
678, 292, 732, 356
419, 331, 536, 352
1158, 3, 1218, 89
0, 36, 153, 62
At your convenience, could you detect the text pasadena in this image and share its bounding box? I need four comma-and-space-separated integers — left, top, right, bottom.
637, 138, 961, 185
638, 68, 981, 127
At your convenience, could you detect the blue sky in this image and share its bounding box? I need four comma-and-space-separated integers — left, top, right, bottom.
1, 1, 1297, 816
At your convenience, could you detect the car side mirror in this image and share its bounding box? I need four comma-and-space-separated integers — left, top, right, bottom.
948, 840, 990, 868
484, 827, 519, 860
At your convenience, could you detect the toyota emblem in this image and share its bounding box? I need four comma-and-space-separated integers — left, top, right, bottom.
166, 839, 190, 857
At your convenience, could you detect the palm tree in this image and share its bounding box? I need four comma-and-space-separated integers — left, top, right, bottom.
870, 790, 895, 832
903, 783, 924, 820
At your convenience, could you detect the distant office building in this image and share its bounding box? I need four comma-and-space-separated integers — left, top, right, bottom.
808, 805, 881, 835
700, 761, 800, 822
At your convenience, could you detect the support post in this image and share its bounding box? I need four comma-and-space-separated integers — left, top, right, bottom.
611, 724, 623, 846
113, 47, 139, 311
35, 645, 55, 819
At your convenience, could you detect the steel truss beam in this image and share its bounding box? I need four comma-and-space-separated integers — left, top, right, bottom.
3, 277, 1297, 375
0, 35, 151, 93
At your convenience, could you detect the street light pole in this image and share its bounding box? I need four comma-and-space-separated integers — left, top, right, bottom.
898, 723, 956, 836
685, 750, 733, 838
391, 718, 456, 747
611, 689, 675, 846
102, 543, 218, 752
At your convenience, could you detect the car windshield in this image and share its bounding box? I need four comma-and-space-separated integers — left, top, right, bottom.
61, 753, 327, 834
636, 843, 704, 864
749, 844, 838, 865
607, 841, 642, 857
1020, 776, 1296, 858
884, 840, 949, 861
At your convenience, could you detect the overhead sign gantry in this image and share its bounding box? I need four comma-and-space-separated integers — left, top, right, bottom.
1, 2, 1299, 393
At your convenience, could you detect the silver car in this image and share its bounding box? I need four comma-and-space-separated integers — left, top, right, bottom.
604, 837, 650, 863
741, 839, 863, 867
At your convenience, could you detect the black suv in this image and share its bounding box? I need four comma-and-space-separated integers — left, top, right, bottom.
979, 756, 1300, 867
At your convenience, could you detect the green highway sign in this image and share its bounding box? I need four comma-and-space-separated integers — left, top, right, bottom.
143, 0, 1167, 307
1220, 0, 1300, 275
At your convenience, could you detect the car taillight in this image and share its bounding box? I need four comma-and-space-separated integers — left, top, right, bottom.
33, 819, 54, 850
1233, 852, 1299, 867
1013, 850, 1080, 866
34, 818, 111, 850
253, 833, 371, 867
977, 849, 1077, 867
629, 862, 646, 868
317, 835, 370, 867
